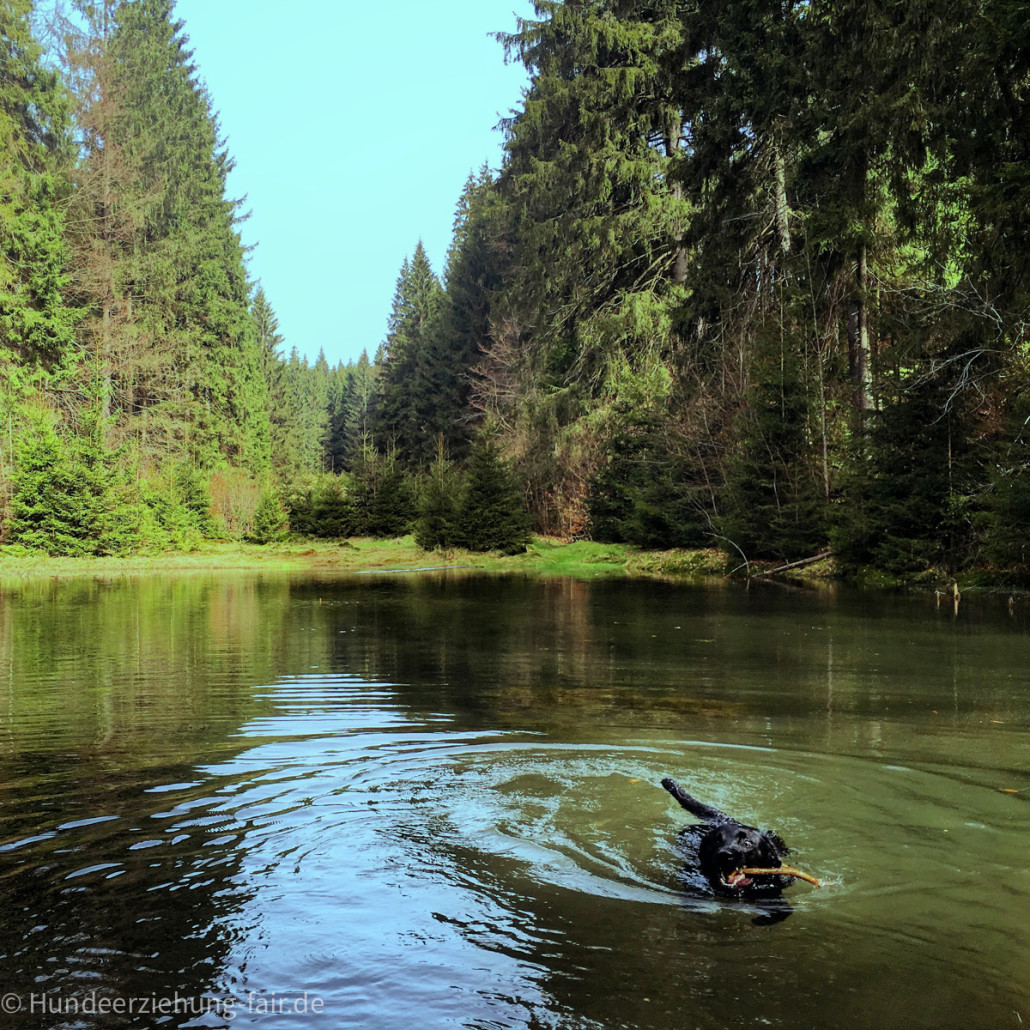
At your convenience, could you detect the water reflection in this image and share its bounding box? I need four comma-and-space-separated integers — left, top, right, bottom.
0, 572, 1028, 1028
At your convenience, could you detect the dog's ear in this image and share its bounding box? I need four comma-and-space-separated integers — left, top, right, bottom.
767, 832, 790, 856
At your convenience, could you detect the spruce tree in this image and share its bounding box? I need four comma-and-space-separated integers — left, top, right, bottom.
276, 348, 330, 480
8, 415, 85, 553
719, 340, 828, 562
0, 0, 76, 374
588, 407, 711, 549
330, 350, 378, 472
480, 0, 694, 534
832, 378, 973, 576
8, 398, 139, 556
348, 446, 414, 537
414, 448, 463, 550
374, 242, 446, 466
496, 0, 689, 359
435, 167, 504, 459
455, 438, 531, 554
250, 488, 290, 544
66, 0, 271, 472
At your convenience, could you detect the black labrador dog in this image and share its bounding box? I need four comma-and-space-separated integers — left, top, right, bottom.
662, 777, 796, 922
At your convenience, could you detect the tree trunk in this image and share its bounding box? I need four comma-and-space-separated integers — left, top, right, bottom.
848, 242, 874, 411
666, 114, 688, 283
773, 144, 791, 255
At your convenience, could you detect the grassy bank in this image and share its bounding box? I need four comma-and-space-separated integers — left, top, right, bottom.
3, 537, 1006, 596
0, 536, 686, 581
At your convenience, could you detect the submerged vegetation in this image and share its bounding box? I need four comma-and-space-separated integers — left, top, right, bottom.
2, 0, 1030, 585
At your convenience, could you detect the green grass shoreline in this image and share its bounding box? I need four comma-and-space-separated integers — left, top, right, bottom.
1, 536, 1020, 597
0, 536, 734, 582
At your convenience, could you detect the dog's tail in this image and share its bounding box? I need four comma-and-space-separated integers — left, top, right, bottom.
661, 778, 726, 822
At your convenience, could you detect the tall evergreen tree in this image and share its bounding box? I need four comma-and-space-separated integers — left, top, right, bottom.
66, 0, 270, 471
455, 438, 531, 554
415, 448, 463, 550
495, 0, 689, 361
373, 242, 446, 466
0, 0, 76, 376
326, 350, 378, 472
482, 0, 694, 534
271, 348, 329, 481
435, 167, 504, 458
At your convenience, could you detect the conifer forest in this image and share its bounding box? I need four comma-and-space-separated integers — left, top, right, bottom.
2, 0, 1030, 579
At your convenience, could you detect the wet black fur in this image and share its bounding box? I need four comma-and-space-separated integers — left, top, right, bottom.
661, 778, 794, 923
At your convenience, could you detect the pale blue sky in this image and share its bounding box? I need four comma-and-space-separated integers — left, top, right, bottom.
173, 0, 533, 367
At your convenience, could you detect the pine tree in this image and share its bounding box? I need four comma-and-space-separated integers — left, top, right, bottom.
496, 0, 689, 359
373, 242, 446, 466
435, 167, 504, 458
66, 0, 271, 472
250, 488, 289, 544
0, 0, 76, 375
719, 339, 828, 562
349, 445, 415, 537
7, 396, 140, 556
454, 438, 531, 554
414, 446, 463, 550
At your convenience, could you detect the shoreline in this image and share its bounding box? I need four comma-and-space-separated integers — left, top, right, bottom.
0, 536, 1022, 597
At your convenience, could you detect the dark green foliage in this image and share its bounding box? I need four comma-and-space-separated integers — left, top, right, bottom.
973, 382, 1030, 579
373, 243, 446, 467
8, 417, 92, 554
832, 380, 974, 575
719, 346, 829, 562
0, 0, 77, 373
271, 347, 330, 480
982, 466, 1030, 579
588, 412, 712, 549
7, 406, 138, 556
250, 490, 290, 544
286, 453, 415, 541
68, 0, 271, 471
349, 447, 415, 537
435, 167, 505, 459
454, 440, 531, 554
326, 351, 378, 473
170, 461, 220, 539
286, 475, 359, 539
415, 454, 464, 550
3, 0, 1030, 576
497, 0, 689, 337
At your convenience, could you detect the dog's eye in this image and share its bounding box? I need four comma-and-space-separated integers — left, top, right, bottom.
742, 838, 753, 848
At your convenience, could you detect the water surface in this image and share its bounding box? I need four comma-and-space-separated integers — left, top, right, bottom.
0, 573, 1027, 1028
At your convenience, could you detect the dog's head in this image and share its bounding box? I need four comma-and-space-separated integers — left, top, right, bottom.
698, 819, 790, 895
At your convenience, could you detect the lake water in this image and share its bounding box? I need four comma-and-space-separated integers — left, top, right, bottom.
0, 571, 1027, 1029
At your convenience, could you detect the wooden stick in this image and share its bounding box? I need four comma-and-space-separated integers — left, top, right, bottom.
740, 865, 826, 887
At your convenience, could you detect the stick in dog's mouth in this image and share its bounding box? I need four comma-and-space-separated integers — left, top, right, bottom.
730, 865, 826, 888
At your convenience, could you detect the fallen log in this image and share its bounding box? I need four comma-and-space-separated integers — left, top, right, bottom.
750, 550, 833, 579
